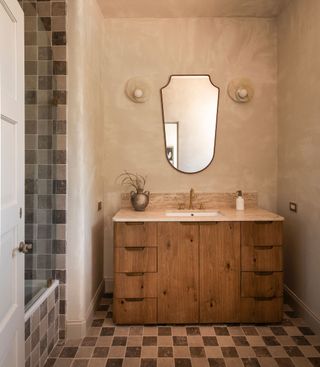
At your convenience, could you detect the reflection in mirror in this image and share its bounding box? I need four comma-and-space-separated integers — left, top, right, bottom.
161, 75, 219, 173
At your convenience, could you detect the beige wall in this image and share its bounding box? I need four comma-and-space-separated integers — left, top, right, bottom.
103, 17, 278, 281
278, 0, 320, 323
67, 0, 104, 337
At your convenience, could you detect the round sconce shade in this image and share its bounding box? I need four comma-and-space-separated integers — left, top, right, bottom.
228, 78, 254, 103
125, 77, 150, 103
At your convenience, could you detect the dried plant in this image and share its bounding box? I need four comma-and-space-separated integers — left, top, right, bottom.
117, 171, 146, 192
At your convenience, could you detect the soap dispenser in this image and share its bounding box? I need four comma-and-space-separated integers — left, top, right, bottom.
236, 190, 245, 211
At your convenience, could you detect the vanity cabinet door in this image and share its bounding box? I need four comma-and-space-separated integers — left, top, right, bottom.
158, 222, 199, 323
199, 222, 241, 323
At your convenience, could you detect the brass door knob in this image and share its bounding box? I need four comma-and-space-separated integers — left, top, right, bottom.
19, 242, 33, 253
12, 242, 33, 256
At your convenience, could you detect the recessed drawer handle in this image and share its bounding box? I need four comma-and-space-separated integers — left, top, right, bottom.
179, 222, 200, 225
254, 296, 275, 301
125, 222, 145, 225
254, 221, 273, 224
254, 246, 273, 250
254, 271, 274, 276
124, 298, 144, 302
125, 272, 144, 276
124, 246, 145, 251
199, 222, 219, 225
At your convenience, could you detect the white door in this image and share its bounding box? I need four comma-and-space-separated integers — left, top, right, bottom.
0, 0, 25, 366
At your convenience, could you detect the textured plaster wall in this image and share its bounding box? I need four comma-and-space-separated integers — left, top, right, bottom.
103, 17, 278, 281
278, 0, 320, 321
67, 0, 104, 335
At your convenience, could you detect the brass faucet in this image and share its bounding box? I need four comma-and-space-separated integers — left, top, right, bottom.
189, 188, 196, 210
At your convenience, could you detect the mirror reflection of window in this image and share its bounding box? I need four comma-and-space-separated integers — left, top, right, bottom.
161, 75, 219, 174
164, 122, 178, 168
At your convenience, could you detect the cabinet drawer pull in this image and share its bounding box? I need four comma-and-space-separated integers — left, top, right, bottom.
124, 298, 144, 302
125, 222, 145, 225
254, 296, 275, 301
254, 271, 274, 276
124, 246, 145, 251
254, 246, 273, 250
125, 272, 144, 276
254, 221, 273, 224
179, 222, 199, 225
199, 221, 219, 225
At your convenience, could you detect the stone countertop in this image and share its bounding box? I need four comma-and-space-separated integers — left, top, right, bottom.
113, 208, 284, 222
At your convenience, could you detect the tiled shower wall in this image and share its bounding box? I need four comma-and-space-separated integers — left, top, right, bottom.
20, 0, 67, 341
25, 284, 59, 367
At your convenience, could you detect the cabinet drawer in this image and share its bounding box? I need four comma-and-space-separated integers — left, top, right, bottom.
114, 222, 157, 247
241, 222, 283, 247
114, 247, 157, 273
242, 245, 282, 271
113, 298, 157, 324
241, 272, 283, 298
240, 297, 283, 323
114, 273, 157, 298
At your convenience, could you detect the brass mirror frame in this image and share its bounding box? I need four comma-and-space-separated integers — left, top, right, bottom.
160, 74, 220, 174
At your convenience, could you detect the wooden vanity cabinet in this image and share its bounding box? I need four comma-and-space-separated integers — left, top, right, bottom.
113, 220, 283, 324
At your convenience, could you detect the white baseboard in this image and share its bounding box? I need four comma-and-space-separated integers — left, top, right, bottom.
85, 280, 105, 332
284, 285, 320, 335
66, 319, 87, 340
104, 276, 114, 294
66, 280, 105, 340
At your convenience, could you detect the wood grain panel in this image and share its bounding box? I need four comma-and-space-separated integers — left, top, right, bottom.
114, 222, 157, 247
241, 272, 283, 298
114, 247, 157, 273
240, 297, 283, 323
241, 245, 282, 271
113, 298, 157, 324
241, 221, 283, 246
114, 273, 157, 298
158, 222, 199, 323
199, 222, 241, 323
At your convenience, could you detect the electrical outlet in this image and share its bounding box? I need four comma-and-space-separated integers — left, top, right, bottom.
98, 201, 103, 211
289, 202, 297, 213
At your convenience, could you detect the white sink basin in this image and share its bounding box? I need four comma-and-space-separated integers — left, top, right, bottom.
166, 210, 222, 217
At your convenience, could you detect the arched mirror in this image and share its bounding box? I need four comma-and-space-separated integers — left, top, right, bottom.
160, 75, 219, 173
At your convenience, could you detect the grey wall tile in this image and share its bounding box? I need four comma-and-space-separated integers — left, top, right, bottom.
53, 60, 66, 74
38, 195, 52, 209
38, 165, 52, 179
25, 179, 38, 194
38, 135, 52, 149
53, 210, 66, 224
26, 120, 38, 134
52, 32, 66, 46
25, 61, 37, 75
53, 150, 66, 164
53, 120, 66, 134
38, 75, 52, 90
39, 17, 51, 31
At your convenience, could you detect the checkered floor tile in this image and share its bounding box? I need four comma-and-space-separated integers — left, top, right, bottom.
45, 295, 320, 367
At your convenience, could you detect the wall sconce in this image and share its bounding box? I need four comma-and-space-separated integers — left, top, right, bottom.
228, 78, 254, 103
125, 77, 150, 103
